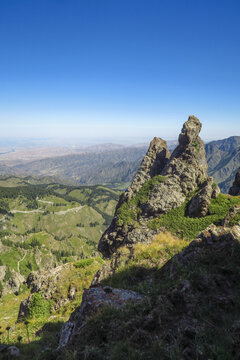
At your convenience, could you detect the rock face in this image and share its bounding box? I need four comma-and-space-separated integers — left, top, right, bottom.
99, 116, 210, 257
145, 116, 207, 216
58, 286, 144, 349
229, 168, 240, 196
3, 271, 25, 296
117, 137, 170, 207
188, 178, 214, 217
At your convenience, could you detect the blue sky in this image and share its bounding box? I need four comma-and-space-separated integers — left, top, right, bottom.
0, 0, 240, 142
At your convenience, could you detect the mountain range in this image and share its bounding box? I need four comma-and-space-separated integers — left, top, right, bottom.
0, 137, 239, 192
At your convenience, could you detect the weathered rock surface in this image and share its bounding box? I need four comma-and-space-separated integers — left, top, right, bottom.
58, 286, 144, 349
0, 265, 6, 282
222, 205, 240, 228
145, 116, 208, 216
3, 270, 25, 296
117, 137, 170, 207
229, 168, 240, 196
188, 178, 215, 217
99, 116, 210, 257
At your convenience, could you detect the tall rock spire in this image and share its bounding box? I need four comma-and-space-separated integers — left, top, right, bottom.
98, 116, 210, 257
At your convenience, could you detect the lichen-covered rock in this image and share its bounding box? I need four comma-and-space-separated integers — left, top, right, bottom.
229, 168, 240, 196
58, 286, 144, 349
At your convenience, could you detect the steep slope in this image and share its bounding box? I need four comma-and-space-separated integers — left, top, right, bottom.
56, 224, 240, 360
205, 136, 240, 192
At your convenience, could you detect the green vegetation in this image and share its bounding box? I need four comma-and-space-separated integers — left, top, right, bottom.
117, 175, 167, 226
74, 258, 94, 268
149, 193, 240, 240
0, 181, 120, 279
29, 293, 52, 319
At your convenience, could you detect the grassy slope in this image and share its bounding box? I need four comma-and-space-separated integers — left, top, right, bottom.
0, 182, 120, 278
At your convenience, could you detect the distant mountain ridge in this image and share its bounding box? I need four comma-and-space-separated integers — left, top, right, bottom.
0, 137, 239, 192
205, 136, 240, 192
10, 147, 148, 187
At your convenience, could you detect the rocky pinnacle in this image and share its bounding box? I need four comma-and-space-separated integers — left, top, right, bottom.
98, 116, 210, 257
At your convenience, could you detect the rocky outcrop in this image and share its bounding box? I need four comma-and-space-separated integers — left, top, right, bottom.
188, 178, 219, 217
117, 137, 170, 207
145, 116, 208, 215
58, 286, 144, 349
229, 168, 240, 196
222, 205, 240, 228
0, 265, 6, 282
17, 263, 77, 321
3, 271, 25, 296
99, 116, 210, 257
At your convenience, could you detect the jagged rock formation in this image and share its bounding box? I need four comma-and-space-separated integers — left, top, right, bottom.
117, 137, 170, 207
99, 116, 213, 257
229, 168, 240, 196
58, 286, 144, 349
144, 116, 207, 215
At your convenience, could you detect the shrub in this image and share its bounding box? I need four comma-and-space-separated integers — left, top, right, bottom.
29, 293, 52, 318
74, 258, 94, 268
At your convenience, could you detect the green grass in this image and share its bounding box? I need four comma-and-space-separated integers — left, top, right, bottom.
148, 193, 240, 240
117, 175, 167, 226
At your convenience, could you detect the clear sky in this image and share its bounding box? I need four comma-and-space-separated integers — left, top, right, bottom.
0, 0, 240, 143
